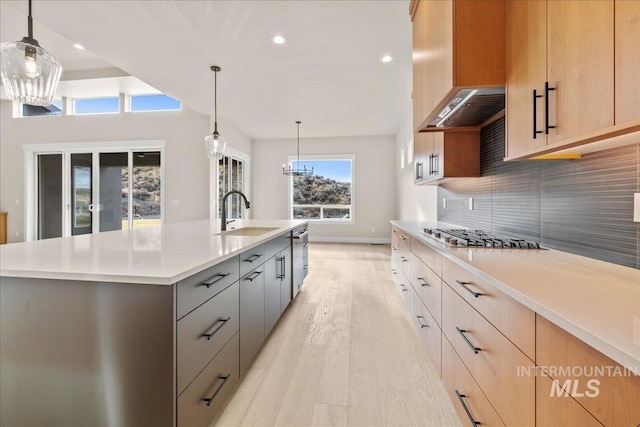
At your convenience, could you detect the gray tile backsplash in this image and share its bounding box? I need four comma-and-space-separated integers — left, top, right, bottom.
438, 117, 640, 269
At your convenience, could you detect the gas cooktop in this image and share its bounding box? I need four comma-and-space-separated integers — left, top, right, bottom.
423, 228, 542, 249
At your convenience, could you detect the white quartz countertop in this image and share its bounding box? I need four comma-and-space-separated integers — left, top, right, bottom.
0, 219, 307, 285
391, 220, 640, 373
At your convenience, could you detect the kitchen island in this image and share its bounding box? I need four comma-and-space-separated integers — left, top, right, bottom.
0, 219, 308, 427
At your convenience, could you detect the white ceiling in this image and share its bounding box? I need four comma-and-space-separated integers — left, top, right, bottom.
1, 0, 412, 140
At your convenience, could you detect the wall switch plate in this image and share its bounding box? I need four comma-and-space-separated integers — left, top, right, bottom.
469, 197, 474, 210
634, 193, 640, 222
443, 198, 447, 208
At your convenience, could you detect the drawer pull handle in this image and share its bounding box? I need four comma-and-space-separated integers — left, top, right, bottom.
400, 256, 409, 262
455, 390, 481, 427
400, 235, 408, 240
202, 273, 230, 288
401, 285, 409, 292
456, 327, 481, 354
417, 277, 429, 287
245, 254, 263, 263
245, 270, 263, 281
203, 374, 231, 407
202, 317, 231, 340
456, 280, 482, 298
392, 246, 398, 251
416, 315, 428, 328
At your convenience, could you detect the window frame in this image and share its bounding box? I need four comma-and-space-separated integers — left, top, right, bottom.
287, 154, 355, 225
129, 94, 182, 113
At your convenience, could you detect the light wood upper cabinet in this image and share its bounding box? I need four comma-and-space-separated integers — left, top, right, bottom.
411, 0, 505, 133
547, 0, 614, 145
505, 0, 547, 157
506, 0, 615, 158
615, 0, 640, 124
413, 131, 480, 185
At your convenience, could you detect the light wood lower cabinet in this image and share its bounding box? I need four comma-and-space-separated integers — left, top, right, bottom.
536, 373, 603, 427
442, 284, 535, 426
536, 315, 640, 426
410, 252, 442, 326
442, 256, 535, 360
410, 284, 441, 375
442, 337, 505, 427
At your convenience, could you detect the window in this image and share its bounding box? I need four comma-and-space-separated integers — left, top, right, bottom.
290, 157, 354, 222
73, 97, 119, 115
130, 94, 181, 112
218, 155, 245, 219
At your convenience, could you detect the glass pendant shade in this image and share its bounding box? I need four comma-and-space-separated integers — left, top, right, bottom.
0, 0, 63, 107
205, 131, 227, 160
205, 65, 226, 160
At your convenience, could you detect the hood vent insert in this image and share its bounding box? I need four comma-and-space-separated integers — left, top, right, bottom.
424, 88, 505, 129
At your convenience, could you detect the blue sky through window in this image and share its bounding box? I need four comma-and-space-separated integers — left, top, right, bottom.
74, 97, 119, 115
293, 160, 351, 182
131, 94, 181, 112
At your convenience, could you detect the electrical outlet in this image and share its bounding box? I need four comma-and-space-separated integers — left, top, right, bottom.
443, 198, 447, 208
634, 193, 640, 222
469, 197, 474, 211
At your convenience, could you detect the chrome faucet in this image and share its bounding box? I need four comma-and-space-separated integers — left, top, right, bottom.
221, 190, 250, 232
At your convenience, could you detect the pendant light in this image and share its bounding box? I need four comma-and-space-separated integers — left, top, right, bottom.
283, 121, 313, 176
0, 0, 62, 106
205, 65, 227, 160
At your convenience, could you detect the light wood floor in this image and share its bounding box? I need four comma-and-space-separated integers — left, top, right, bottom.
215, 243, 460, 427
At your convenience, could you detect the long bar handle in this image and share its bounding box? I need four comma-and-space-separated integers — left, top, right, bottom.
455, 390, 481, 426
456, 327, 481, 354
277, 255, 286, 279
417, 277, 429, 287
244, 254, 262, 263
545, 81, 556, 134
416, 315, 428, 328
202, 273, 230, 288
456, 280, 482, 298
245, 270, 263, 281
293, 229, 309, 239
203, 374, 231, 407
202, 317, 231, 340
532, 89, 543, 139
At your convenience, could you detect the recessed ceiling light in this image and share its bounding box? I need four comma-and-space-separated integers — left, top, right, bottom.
381, 55, 393, 63
273, 35, 286, 45
73, 43, 85, 50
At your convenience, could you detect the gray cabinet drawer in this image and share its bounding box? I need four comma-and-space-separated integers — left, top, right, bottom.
265, 233, 291, 260
240, 265, 265, 375
177, 256, 239, 319
177, 332, 240, 427
240, 244, 265, 278
177, 281, 239, 395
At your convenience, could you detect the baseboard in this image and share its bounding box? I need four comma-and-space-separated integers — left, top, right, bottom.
308, 236, 391, 244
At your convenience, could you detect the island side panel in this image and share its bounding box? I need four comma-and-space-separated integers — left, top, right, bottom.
0, 277, 175, 427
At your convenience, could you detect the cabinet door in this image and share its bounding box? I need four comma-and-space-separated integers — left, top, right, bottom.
506, 0, 547, 158
615, 0, 640, 124
547, 0, 614, 144
413, 132, 432, 184
536, 374, 603, 427
240, 267, 265, 375
412, 0, 430, 131
280, 248, 292, 313
264, 255, 281, 337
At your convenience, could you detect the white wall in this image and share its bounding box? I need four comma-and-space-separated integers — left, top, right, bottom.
395, 115, 438, 221
0, 100, 212, 243
252, 134, 396, 243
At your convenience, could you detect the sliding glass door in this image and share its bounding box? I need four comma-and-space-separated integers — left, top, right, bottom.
33, 146, 163, 240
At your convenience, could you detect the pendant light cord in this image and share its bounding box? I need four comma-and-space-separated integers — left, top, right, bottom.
27, 0, 34, 40
214, 68, 218, 133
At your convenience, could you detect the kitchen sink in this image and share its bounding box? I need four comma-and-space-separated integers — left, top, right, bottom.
215, 227, 278, 236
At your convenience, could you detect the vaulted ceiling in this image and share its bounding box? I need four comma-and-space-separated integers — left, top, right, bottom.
1, 0, 412, 139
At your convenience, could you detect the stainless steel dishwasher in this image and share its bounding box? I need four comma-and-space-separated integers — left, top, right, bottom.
292, 225, 309, 298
